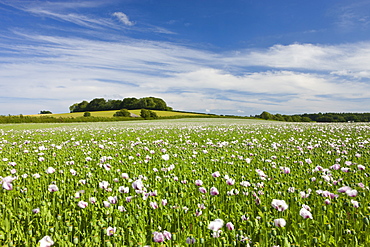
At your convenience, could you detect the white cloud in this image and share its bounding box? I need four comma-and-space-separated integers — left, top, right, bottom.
113, 12, 135, 26
2, 32, 370, 115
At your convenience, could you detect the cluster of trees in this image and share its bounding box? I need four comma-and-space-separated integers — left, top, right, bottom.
300, 112, 370, 122
257, 111, 370, 122
69, 97, 172, 113
39, 110, 52, 114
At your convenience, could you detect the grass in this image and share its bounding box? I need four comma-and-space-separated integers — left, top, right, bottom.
1, 120, 369, 246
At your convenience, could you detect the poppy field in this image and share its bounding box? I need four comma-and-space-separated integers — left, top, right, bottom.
0, 119, 369, 246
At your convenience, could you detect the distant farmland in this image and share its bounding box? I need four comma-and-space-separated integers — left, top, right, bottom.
27, 110, 209, 118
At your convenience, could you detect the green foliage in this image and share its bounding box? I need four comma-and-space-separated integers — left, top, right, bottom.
149, 110, 158, 119
260, 111, 274, 120
140, 109, 158, 120
83, 112, 91, 117
257, 111, 370, 122
140, 109, 150, 119
69, 100, 88, 113
113, 109, 130, 117
39, 110, 52, 114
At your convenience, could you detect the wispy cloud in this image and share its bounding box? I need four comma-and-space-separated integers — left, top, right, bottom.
0, 0, 117, 30
333, 1, 370, 31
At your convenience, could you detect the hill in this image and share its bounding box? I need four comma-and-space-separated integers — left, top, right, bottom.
27, 109, 209, 118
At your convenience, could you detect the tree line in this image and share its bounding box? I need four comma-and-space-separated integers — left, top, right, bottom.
69, 97, 172, 113
256, 111, 370, 122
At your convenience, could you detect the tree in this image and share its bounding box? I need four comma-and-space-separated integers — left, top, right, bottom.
40, 110, 52, 114
114, 109, 130, 117
140, 109, 150, 119
274, 114, 285, 121
69, 101, 88, 112
86, 98, 107, 111
69, 103, 79, 113
105, 100, 122, 110
260, 111, 274, 120
140, 109, 158, 120
138, 97, 156, 109
83, 112, 91, 117
151, 97, 167, 110
291, 115, 302, 122
121, 98, 139, 109
150, 110, 158, 119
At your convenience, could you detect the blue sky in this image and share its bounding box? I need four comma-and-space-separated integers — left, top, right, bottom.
1, 0, 370, 116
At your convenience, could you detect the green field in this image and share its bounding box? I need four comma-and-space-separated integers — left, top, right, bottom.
27, 110, 208, 118
0, 120, 369, 246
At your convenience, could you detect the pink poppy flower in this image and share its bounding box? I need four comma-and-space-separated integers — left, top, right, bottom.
280, 167, 290, 174
210, 187, 219, 196
106, 227, 116, 236
48, 184, 58, 192
162, 154, 169, 161
108, 196, 118, 204
271, 199, 288, 211
194, 180, 203, 186
89, 197, 97, 204
212, 171, 221, 178
77, 201, 88, 208
274, 218, 286, 227
358, 165, 365, 171
150, 201, 158, 209
32, 208, 40, 214
1, 176, 16, 191
99, 181, 109, 190
70, 169, 77, 176
39, 236, 54, 247
351, 199, 360, 208
226, 178, 235, 185
299, 208, 313, 219
208, 219, 224, 231
119, 186, 129, 193
226, 222, 234, 230
346, 189, 358, 197
338, 186, 351, 193
132, 179, 144, 190
199, 187, 207, 194
163, 231, 171, 240
46, 167, 55, 174
153, 232, 165, 243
